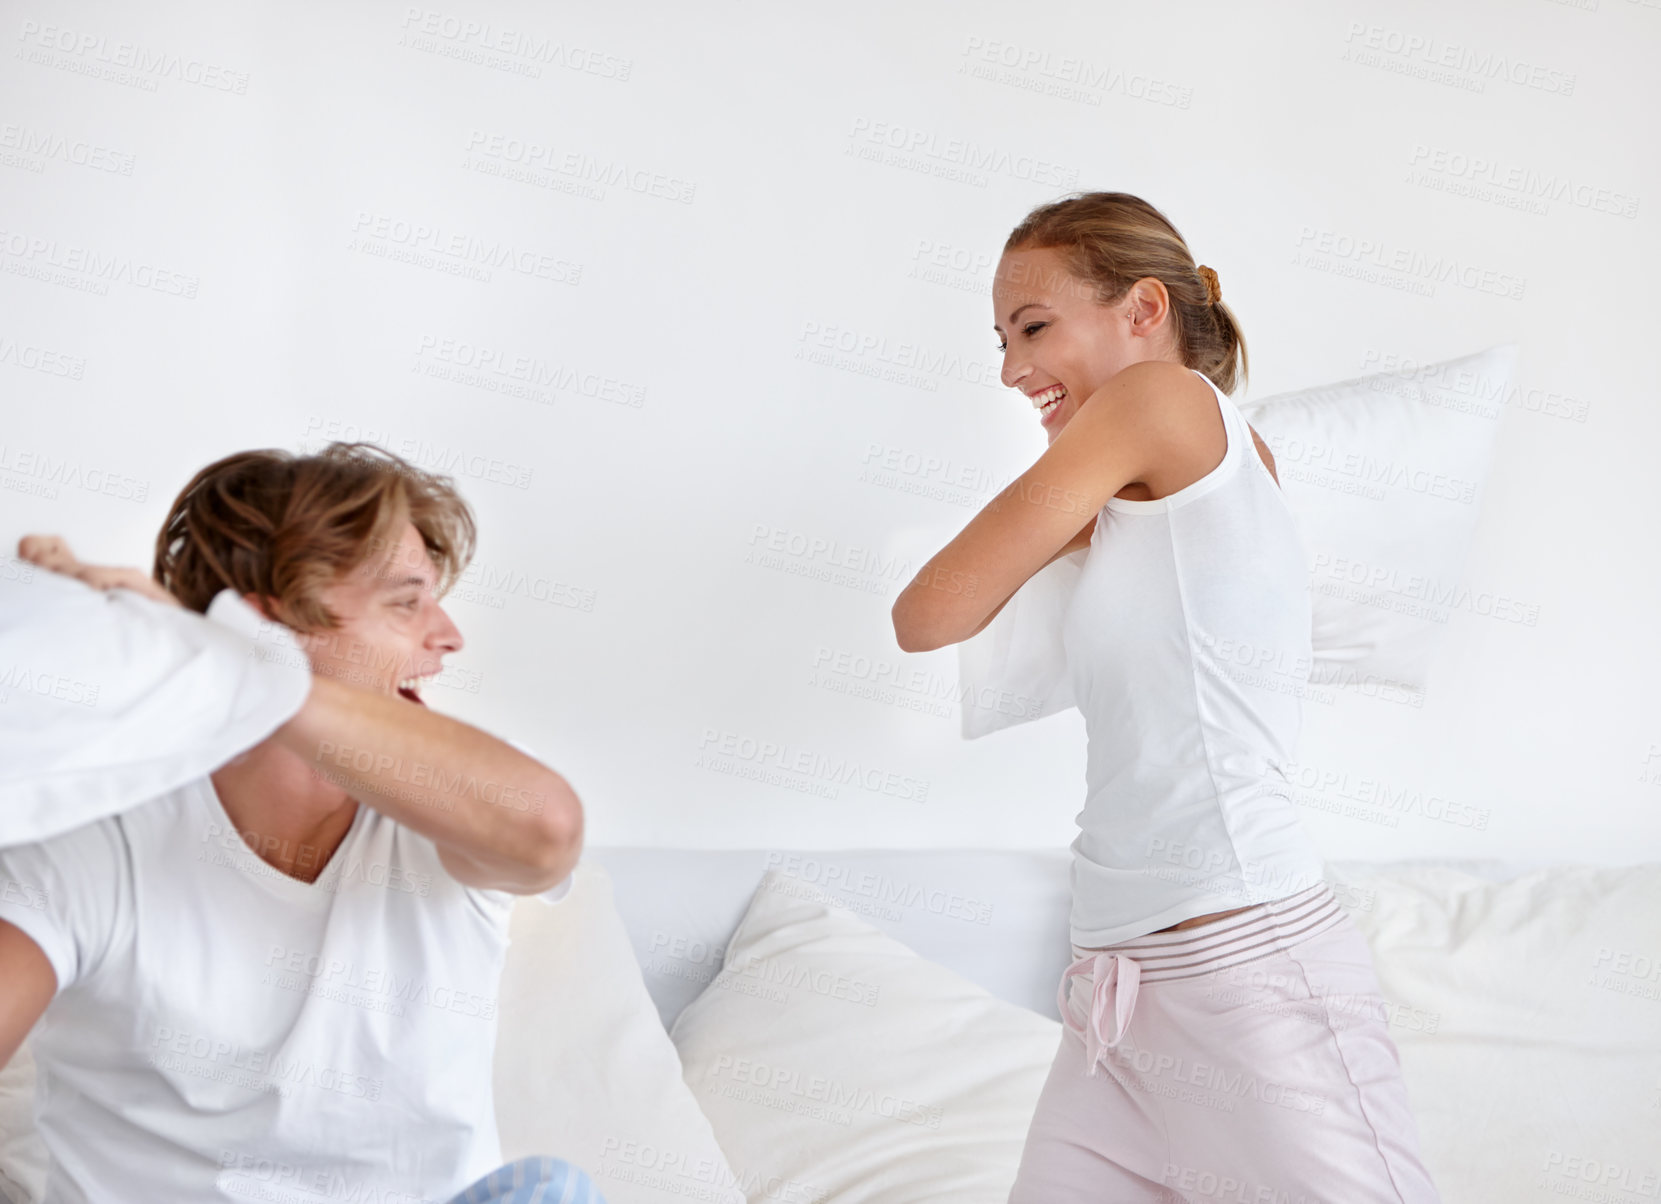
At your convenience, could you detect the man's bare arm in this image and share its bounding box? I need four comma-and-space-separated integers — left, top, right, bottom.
16, 535, 180, 607
0, 921, 54, 1068
271, 674, 583, 894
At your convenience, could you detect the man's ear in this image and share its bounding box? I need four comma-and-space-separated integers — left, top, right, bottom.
242, 593, 325, 651
240, 591, 275, 621
240, 592, 303, 636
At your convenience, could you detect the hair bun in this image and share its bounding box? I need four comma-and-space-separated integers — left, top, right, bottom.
1196, 264, 1221, 305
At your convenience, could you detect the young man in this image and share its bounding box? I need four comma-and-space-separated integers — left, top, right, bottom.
0, 443, 606, 1204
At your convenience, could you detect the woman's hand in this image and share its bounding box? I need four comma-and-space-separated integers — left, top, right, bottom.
16, 535, 182, 608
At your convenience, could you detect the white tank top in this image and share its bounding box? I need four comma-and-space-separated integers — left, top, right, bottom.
1059, 367, 1326, 947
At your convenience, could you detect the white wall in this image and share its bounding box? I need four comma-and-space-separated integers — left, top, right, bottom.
2, 0, 1656, 863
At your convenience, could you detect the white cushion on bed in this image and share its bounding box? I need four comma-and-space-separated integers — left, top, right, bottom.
669, 869, 1060, 1203
493, 862, 743, 1204
957, 343, 1518, 737
0, 1045, 41, 1204
1327, 861, 1661, 1204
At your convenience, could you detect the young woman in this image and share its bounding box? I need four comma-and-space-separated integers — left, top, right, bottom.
892, 193, 1442, 1202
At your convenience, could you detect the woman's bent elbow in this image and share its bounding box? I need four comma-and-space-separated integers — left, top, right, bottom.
531, 779, 584, 878
891, 596, 947, 654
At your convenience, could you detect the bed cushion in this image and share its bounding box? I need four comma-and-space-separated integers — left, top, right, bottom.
0, 1044, 41, 1204
1326, 860, 1661, 1204
493, 862, 744, 1203
669, 869, 1060, 1202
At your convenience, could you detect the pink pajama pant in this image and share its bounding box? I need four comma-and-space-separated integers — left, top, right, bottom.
1008, 883, 1443, 1203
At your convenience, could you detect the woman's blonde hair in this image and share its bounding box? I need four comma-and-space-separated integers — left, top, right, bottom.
153, 441, 476, 630
1005, 191, 1248, 393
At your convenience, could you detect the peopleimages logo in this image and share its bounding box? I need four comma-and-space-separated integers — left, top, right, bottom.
695, 729, 930, 804
0, 444, 149, 502
0, 228, 200, 299
398, 8, 634, 81
1340, 21, 1576, 96
350, 212, 582, 285
464, 130, 696, 204
708, 1055, 944, 1129
763, 854, 994, 925
261, 944, 498, 1020
1406, 145, 1638, 219
796, 321, 1004, 391
0, 123, 136, 174
15, 20, 252, 93
1291, 225, 1525, 301
957, 37, 1195, 109
845, 118, 1079, 189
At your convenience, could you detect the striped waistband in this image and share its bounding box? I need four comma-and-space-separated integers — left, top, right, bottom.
1070, 883, 1347, 983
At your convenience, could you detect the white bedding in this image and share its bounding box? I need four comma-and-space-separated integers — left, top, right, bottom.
643, 852, 1660, 1204
3, 850, 1646, 1204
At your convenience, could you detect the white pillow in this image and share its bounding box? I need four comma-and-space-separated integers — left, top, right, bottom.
1326, 861, 1661, 1204
956, 343, 1517, 737
957, 549, 1088, 740
495, 863, 745, 1204
670, 870, 1061, 1203
0, 578, 312, 846
1239, 342, 1518, 694
0, 863, 743, 1204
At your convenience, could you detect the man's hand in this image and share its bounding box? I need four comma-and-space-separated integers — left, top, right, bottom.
17, 535, 181, 608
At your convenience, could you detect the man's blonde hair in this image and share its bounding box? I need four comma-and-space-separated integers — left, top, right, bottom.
152, 441, 475, 630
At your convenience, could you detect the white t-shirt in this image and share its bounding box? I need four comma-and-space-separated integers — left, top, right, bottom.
0, 773, 570, 1204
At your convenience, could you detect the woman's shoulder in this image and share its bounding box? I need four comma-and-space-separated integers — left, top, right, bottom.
1097, 360, 1220, 429
1098, 362, 1229, 498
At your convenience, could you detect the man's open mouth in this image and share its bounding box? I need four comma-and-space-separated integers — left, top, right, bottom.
397, 676, 432, 707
